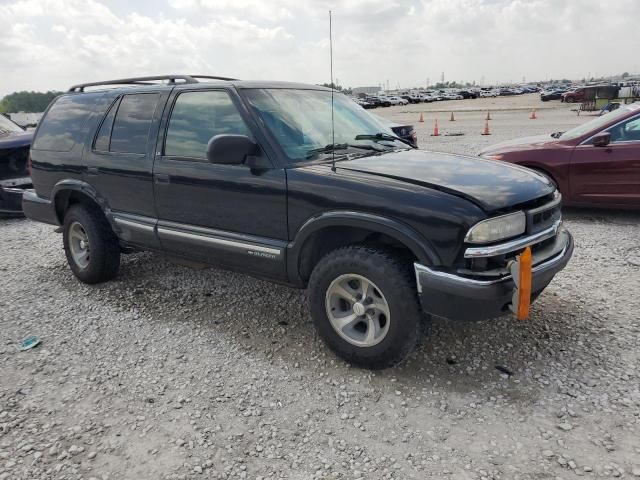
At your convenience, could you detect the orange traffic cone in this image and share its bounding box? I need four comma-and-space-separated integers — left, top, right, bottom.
419, 112, 424, 123
431, 119, 440, 136
530, 109, 537, 120
486, 111, 492, 121
450, 112, 455, 121
481, 119, 491, 135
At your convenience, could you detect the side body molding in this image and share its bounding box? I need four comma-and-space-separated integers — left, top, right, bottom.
286, 210, 441, 286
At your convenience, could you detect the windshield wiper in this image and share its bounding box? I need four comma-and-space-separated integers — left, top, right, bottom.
305, 143, 384, 159
354, 132, 414, 148
550, 131, 564, 139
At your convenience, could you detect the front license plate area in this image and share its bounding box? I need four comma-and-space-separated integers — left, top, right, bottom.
509, 246, 532, 320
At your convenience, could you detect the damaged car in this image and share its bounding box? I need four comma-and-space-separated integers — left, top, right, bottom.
0, 114, 33, 216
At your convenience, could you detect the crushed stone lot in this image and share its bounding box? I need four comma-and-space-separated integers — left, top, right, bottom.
2, 95, 640, 479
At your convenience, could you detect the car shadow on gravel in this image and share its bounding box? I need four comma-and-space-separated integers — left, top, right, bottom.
46, 249, 600, 405
388, 291, 589, 399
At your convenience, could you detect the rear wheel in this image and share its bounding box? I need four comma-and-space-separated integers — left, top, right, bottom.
308, 245, 423, 369
63, 204, 121, 284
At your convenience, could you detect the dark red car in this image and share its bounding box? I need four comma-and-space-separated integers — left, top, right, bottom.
562, 87, 586, 103
480, 103, 640, 209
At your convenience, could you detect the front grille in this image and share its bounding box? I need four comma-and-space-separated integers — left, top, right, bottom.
526, 193, 562, 234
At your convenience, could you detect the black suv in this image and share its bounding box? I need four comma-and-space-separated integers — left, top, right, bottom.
23, 75, 573, 369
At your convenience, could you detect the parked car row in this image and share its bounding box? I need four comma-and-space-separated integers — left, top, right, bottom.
541, 86, 570, 101
540, 84, 595, 102
353, 86, 542, 109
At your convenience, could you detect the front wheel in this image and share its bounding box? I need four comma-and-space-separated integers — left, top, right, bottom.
308, 245, 423, 369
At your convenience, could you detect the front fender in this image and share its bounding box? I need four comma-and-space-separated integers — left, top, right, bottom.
286, 210, 441, 285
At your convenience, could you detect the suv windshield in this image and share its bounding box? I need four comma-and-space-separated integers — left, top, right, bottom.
559, 104, 640, 141
241, 88, 407, 162
0, 114, 24, 136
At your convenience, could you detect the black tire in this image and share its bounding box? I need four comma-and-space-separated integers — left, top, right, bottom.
565, 97, 574, 103
308, 245, 423, 369
62, 203, 120, 284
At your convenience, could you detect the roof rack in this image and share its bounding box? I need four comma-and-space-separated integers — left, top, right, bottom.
68, 74, 238, 92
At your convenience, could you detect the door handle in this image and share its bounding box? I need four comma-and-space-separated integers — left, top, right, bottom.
86, 166, 99, 176
155, 174, 170, 184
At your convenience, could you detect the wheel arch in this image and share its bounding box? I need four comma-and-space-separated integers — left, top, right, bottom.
52, 180, 111, 225
520, 164, 561, 191
287, 211, 440, 287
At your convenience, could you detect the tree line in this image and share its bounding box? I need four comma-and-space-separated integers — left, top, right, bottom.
0, 91, 62, 114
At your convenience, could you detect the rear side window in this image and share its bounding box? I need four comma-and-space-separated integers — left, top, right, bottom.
164, 90, 251, 159
32, 95, 96, 151
109, 94, 159, 154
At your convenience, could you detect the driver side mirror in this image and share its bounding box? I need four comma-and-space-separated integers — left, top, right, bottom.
206, 134, 258, 165
592, 132, 610, 147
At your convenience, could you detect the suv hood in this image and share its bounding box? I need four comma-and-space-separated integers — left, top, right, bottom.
336, 149, 554, 211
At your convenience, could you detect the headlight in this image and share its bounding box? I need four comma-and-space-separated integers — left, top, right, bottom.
465, 211, 526, 244
484, 154, 503, 161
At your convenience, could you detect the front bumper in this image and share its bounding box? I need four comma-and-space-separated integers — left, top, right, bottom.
414, 227, 574, 322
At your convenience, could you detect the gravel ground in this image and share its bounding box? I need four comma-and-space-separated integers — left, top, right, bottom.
2, 95, 640, 480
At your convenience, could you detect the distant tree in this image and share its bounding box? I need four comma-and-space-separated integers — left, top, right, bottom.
319, 82, 343, 91
0, 91, 62, 113
621, 72, 630, 78
433, 81, 467, 89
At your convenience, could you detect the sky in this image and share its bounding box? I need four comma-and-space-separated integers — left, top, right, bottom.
1, 0, 638, 98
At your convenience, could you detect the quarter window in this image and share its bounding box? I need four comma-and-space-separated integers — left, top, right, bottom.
165, 91, 251, 159
110, 94, 159, 154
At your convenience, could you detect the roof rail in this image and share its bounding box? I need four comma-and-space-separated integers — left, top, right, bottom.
68, 74, 238, 92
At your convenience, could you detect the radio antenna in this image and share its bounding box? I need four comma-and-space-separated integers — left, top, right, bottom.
329, 10, 336, 172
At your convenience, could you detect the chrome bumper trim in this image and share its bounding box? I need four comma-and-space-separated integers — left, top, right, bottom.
415, 238, 570, 293
114, 216, 155, 233
464, 219, 561, 259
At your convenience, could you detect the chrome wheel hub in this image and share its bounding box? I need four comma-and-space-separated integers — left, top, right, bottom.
353, 302, 366, 316
69, 221, 90, 269
325, 274, 390, 347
